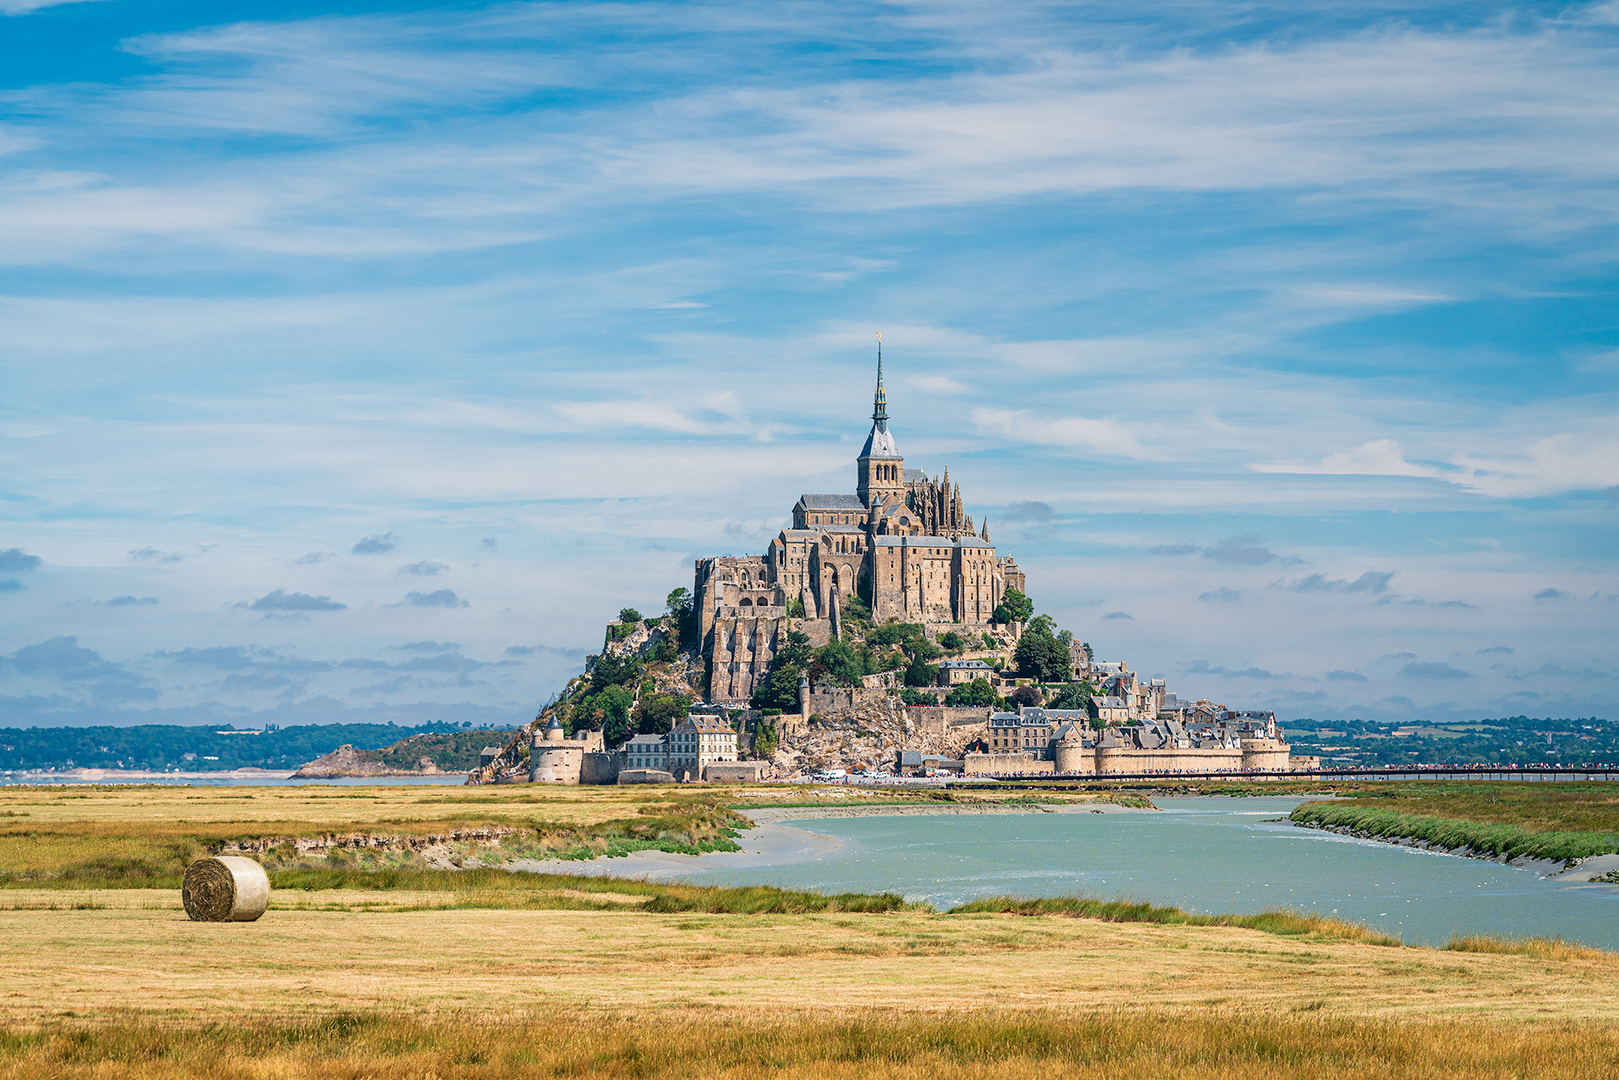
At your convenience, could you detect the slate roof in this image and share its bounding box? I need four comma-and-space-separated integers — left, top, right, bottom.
678, 714, 735, 734
860, 424, 900, 459
796, 494, 866, 510
873, 535, 979, 548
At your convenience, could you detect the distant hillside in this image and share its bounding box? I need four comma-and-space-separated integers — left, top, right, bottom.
1281, 716, 1616, 768
293, 729, 524, 777
0, 722, 483, 773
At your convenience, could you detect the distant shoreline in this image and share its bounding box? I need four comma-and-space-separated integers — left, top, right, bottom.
0, 767, 466, 785
2, 767, 293, 782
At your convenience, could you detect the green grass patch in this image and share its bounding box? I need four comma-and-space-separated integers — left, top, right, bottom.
265, 866, 916, 914
947, 895, 1404, 946
1289, 801, 1619, 863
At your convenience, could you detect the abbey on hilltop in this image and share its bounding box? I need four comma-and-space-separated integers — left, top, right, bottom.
695, 355, 1024, 703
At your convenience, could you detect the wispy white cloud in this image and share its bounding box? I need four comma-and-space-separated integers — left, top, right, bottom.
0, 0, 110, 15
971, 407, 1154, 459
1252, 439, 1443, 479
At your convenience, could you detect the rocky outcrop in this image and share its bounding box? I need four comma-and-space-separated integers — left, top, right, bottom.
291, 744, 419, 778
772, 698, 985, 775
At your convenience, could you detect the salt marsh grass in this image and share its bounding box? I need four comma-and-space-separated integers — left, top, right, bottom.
1444, 933, 1613, 962
4, 1010, 1618, 1079
948, 896, 1405, 946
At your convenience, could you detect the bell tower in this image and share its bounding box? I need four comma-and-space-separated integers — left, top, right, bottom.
856, 336, 905, 509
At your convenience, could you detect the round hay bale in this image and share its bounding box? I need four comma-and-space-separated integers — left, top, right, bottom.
182, 856, 270, 922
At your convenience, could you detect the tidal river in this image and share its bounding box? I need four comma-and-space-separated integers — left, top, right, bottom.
665, 797, 1619, 950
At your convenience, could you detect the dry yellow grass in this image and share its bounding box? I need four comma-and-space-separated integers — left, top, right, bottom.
6, 1010, 1619, 1080
0, 782, 672, 829
2, 891, 1617, 1027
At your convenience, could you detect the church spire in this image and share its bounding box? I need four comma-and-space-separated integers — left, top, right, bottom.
872, 333, 888, 431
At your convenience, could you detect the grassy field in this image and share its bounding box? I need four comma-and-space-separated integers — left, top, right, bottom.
3, 889, 1618, 1024
5, 781, 1619, 1077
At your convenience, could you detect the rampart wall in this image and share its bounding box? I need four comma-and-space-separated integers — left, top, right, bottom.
1094, 746, 1244, 774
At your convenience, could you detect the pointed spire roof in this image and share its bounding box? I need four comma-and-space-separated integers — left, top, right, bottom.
872, 337, 888, 431
980, 518, 991, 543
859, 336, 900, 460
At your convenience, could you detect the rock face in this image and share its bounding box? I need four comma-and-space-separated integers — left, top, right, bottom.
771, 699, 985, 775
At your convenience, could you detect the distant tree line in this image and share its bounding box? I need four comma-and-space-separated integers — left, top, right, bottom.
0, 721, 472, 772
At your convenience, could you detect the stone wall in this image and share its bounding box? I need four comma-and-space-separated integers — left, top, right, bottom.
1094, 746, 1244, 774
703, 761, 765, 783
964, 752, 1054, 776
617, 768, 674, 785
580, 752, 620, 785
903, 706, 993, 729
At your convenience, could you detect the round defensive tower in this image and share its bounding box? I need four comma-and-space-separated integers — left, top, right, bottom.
1052, 738, 1093, 775
1240, 737, 1291, 772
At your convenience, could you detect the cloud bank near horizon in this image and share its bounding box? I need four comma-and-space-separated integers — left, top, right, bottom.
1, 0, 1616, 726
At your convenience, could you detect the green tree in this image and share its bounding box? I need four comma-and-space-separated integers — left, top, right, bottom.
590, 652, 640, 694
582, 684, 636, 746
787, 596, 806, 618
749, 629, 813, 712
900, 688, 938, 707
635, 692, 689, 736
1008, 684, 1043, 708
867, 621, 918, 646
938, 630, 965, 652
1047, 681, 1094, 711
750, 664, 803, 712
944, 678, 999, 707
817, 639, 867, 686
992, 587, 1034, 624
908, 636, 942, 663
752, 717, 779, 757
775, 629, 814, 670
904, 655, 939, 687
618, 607, 643, 624
1014, 618, 1072, 682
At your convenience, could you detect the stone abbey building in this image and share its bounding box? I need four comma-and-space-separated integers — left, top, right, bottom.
696, 360, 1025, 704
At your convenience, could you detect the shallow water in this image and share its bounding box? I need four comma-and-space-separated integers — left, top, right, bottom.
676, 797, 1619, 949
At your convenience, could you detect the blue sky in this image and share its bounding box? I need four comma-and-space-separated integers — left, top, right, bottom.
2, 0, 1616, 729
